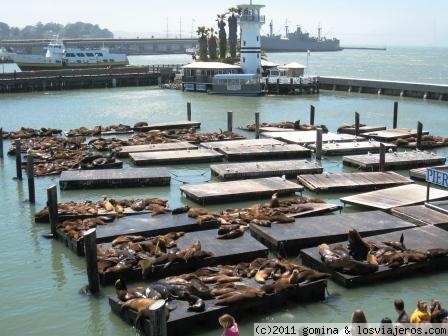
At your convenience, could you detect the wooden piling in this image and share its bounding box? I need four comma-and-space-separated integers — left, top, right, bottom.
84, 228, 100, 294
315, 128, 323, 161
276, 78, 280, 94
255, 112, 260, 139
148, 300, 168, 336
15, 139, 22, 180
26, 150, 35, 203
379, 143, 386, 172
393, 102, 398, 129
227, 111, 233, 132
310, 105, 315, 125
355, 112, 360, 136
416, 121, 423, 150
47, 185, 58, 236
0, 128, 3, 158
187, 102, 192, 121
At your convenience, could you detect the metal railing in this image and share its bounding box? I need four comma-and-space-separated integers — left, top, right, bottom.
239, 15, 265, 23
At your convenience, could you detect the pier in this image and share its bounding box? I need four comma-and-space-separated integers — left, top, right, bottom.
319, 76, 448, 101
391, 205, 448, 229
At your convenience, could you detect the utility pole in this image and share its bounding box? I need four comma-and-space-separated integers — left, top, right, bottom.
166, 17, 169, 38
179, 17, 182, 38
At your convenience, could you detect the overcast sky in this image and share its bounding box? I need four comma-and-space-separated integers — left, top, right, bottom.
2, 0, 447, 47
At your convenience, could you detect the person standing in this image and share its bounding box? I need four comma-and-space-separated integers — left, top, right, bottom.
219, 314, 239, 336
410, 300, 431, 324
394, 299, 410, 323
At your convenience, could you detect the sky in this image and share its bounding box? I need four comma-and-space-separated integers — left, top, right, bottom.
2, 0, 448, 47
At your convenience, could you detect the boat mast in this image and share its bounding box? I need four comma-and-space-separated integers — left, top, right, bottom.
269, 20, 273, 37
318, 23, 322, 40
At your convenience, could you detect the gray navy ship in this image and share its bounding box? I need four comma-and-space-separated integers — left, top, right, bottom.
261, 21, 341, 52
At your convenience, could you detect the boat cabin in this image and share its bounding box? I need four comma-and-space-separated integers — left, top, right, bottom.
182, 62, 242, 92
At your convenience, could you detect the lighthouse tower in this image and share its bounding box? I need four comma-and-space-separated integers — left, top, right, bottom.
237, 1, 265, 75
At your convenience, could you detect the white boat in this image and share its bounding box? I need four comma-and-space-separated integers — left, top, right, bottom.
4, 40, 129, 70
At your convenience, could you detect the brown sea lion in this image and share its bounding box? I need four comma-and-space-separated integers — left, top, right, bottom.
172, 205, 190, 215
348, 229, 371, 261
270, 193, 280, 208
188, 208, 210, 218
120, 297, 157, 329
295, 269, 331, 284
217, 227, 247, 239
261, 269, 300, 294
215, 287, 265, 305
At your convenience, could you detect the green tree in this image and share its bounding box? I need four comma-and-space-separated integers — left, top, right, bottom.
227, 7, 240, 60
0, 22, 10, 40
207, 28, 218, 60
216, 14, 227, 59
196, 26, 208, 61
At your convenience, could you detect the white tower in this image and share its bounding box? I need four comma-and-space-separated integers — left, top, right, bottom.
237, 1, 265, 75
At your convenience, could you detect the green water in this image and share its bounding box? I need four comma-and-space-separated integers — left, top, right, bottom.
1, 86, 448, 334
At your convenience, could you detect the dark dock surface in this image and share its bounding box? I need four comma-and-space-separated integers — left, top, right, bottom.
297, 172, 413, 192
211, 160, 323, 180
338, 125, 387, 135
343, 151, 446, 170
218, 144, 311, 161
117, 142, 197, 157
59, 167, 170, 190
250, 211, 415, 256
362, 128, 429, 142
200, 138, 284, 150
55, 212, 219, 256
98, 229, 269, 285
130, 149, 224, 166
391, 205, 448, 229
180, 177, 303, 204
109, 279, 326, 335
308, 141, 396, 156
340, 184, 448, 210
262, 131, 365, 145
409, 165, 448, 181
133, 120, 201, 131
426, 200, 448, 216
301, 225, 448, 287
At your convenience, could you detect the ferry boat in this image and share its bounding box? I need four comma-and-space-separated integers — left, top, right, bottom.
1, 40, 129, 71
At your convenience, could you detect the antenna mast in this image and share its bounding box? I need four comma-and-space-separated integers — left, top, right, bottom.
179, 17, 182, 38
166, 17, 169, 38
269, 20, 273, 37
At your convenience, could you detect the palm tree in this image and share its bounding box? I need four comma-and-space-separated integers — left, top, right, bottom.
227, 7, 240, 60
207, 28, 218, 60
196, 26, 208, 61
216, 13, 227, 59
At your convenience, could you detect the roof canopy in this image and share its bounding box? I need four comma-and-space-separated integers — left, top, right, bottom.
278, 62, 306, 69
182, 62, 241, 70
261, 60, 278, 67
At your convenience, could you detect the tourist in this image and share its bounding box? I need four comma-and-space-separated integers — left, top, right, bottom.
379, 317, 393, 336
346, 309, 368, 336
429, 299, 444, 323
394, 298, 410, 323
219, 314, 239, 336
410, 300, 431, 324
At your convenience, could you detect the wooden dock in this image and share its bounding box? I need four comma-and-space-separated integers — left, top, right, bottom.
180, 177, 303, 204
109, 278, 326, 335
308, 141, 396, 156
133, 120, 201, 132
262, 131, 365, 145
301, 225, 448, 287
130, 149, 224, 166
391, 205, 448, 229
117, 142, 197, 158
218, 144, 311, 161
362, 128, 429, 142
250, 211, 415, 256
409, 165, 448, 181
200, 138, 284, 150
98, 229, 268, 285
59, 167, 170, 190
343, 151, 446, 170
297, 172, 413, 192
55, 212, 219, 256
340, 184, 448, 210
211, 160, 323, 180
338, 125, 387, 135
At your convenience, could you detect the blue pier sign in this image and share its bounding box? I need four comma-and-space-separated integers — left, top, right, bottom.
426, 167, 448, 188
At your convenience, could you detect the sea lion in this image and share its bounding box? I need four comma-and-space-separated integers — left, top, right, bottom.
261, 269, 300, 294
172, 205, 190, 215
120, 297, 157, 329
270, 193, 280, 208
382, 233, 406, 251
188, 207, 210, 218
217, 227, 247, 239
215, 287, 265, 306
295, 269, 331, 284
348, 229, 371, 261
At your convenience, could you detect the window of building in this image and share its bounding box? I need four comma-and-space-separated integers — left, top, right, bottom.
86, 53, 94, 57
243, 57, 246, 62
257, 36, 259, 42
95, 52, 103, 57
76, 53, 85, 57
243, 41, 246, 46
257, 53, 259, 59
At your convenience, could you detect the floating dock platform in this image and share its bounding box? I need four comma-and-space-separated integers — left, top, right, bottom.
130, 149, 224, 166
117, 142, 198, 158
301, 225, 448, 287
109, 278, 326, 335
180, 177, 303, 204
217, 144, 311, 161
297, 172, 413, 192
250, 211, 415, 256
343, 151, 446, 170
200, 138, 284, 150
362, 128, 429, 142
211, 160, 323, 180
263, 131, 365, 145
308, 141, 396, 156
133, 120, 201, 132
340, 184, 448, 210
59, 167, 170, 190
338, 125, 387, 135
98, 229, 268, 285
391, 205, 448, 229
409, 165, 448, 181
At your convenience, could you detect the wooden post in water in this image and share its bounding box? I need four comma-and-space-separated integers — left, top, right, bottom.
187, 102, 192, 121
315, 128, 323, 161
84, 228, 100, 294
227, 111, 233, 132
255, 112, 260, 139
276, 78, 280, 94
416, 121, 423, 150
310, 105, 315, 125
47, 185, 58, 236
26, 150, 35, 203
15, 139, 22, 180
0, 128, 3, 158
289, 77, 294, 94
379, 144, 386, 172
148, 300, 168, 336
355, 112, 360, 136
393, 102, 398, 129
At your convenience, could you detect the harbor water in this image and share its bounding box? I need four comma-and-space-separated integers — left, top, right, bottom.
0, 48, 448, 335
